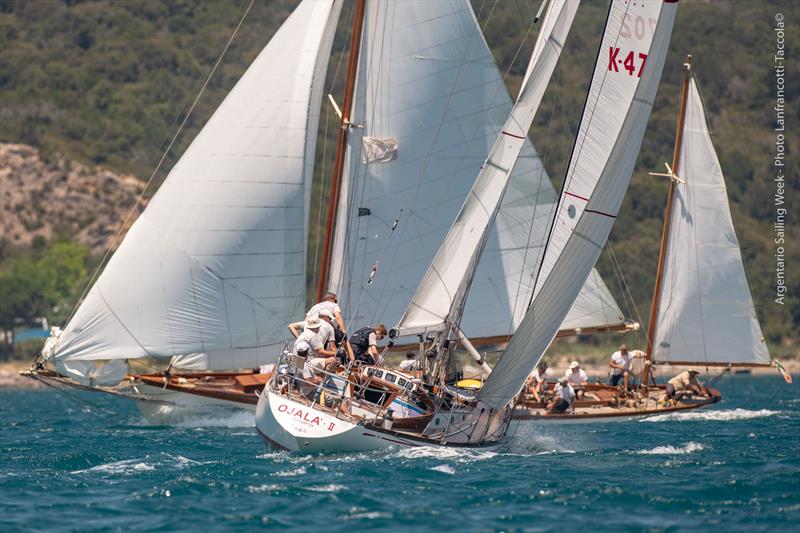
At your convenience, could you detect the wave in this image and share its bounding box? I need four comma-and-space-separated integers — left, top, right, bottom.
636, 442, 704, 455
642, 409, 779, 423
71, 453, 211, 475
389, 446, 497, 462
430, 464, 456, 475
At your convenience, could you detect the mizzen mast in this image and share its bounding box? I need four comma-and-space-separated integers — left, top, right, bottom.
644, 54, 692, 383
316, 0, 366, 302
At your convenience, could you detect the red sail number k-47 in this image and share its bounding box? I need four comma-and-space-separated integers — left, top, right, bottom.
608, 47, 648, 77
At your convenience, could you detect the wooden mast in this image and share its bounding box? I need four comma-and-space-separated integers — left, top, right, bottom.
316, 0, 367, 302
643, 54, 692, 384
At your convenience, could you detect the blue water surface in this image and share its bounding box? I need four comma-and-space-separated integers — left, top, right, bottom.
1, 375, 798, 531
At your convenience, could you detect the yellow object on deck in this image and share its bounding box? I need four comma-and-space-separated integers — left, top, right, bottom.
456, 379, 483, 390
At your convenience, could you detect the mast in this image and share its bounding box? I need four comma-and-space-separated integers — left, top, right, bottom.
316, 0, 366, 302
644, 54, 692, 382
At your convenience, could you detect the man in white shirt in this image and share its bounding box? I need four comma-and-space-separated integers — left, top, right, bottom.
609, 344, 645, 390
564, 361, 588, 400
307, 292, 346, 333
289, 310, 335, 350
546, 378, 575, 414
399, 352, 421, 373
292, 315, 337, 360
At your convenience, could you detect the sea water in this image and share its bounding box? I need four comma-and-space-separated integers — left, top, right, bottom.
1, 375, 798, 531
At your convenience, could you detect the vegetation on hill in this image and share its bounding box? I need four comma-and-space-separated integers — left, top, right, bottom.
0, 0, 796, 358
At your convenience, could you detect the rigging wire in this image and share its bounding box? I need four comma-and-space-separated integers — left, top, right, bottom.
62, 0, 256, 329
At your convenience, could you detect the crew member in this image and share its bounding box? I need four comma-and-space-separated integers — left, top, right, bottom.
349, 324, 387, 365
665, 370, 705, 403
399, 351, 421, 372
565, 361, 589, 400
527, 362, 550, 403
307, 292, 346, 333
546, 378, 575, 415
609, 344, 645, 390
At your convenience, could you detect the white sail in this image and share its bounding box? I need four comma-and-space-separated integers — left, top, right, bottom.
49, 0, 342, 371
479, 0, 678, 409
653, 76, 770, 365
328, 0, 623, 339
395, 0, 579, 335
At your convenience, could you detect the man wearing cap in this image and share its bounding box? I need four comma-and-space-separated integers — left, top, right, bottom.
609, 344, 645, 390
665, 370, 705, 403
546, 377, 575, 415
564, 361, 589, 400
289, 309, 336, 350
527, 362, 550, 403
292, 314, 337, 360
307, 292, 346, 333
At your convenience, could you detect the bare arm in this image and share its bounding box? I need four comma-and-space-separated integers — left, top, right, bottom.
288, 322, 303, 338
334, 311, 346, 333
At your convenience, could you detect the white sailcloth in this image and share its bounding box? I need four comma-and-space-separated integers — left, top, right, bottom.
328, 0, 623, 340
653, 76, 770, 365
49, 0, 342, 371
479, 0, 678, 409
396, 0, 579, 335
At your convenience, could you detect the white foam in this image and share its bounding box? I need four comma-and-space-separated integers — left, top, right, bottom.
642, 409, 779, 423
274, 466, 307, 477
430, 464, 456, 475
247, 484, 284, 494
306, 484, 347, 493
389, 446, 496, 462
72, 459, 155, 475
636, 442, 704, 455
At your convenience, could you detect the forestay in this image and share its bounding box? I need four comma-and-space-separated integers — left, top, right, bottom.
328, 0, 623, 339
395, 0, 579, 335
653, 76, 770, 365
479, 0, 679, 409
48, 0, 342, 371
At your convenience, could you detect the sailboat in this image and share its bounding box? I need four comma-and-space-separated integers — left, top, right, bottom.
515, 55, 787, 422
254, 0, 678, 451
24, 0, 636, 420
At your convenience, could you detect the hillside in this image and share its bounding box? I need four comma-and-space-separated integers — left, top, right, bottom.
0, 0, 797, 353
0, 143, 146, 254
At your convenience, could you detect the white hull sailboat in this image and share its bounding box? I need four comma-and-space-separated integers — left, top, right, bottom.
256, 0, 679, 452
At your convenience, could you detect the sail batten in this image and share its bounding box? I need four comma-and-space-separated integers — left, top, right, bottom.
479, 0, 679, 409
50, 0, 343, 370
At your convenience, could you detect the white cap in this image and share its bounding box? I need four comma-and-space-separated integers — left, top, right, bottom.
304, 314, 322, 329
317, 307, 334, 319
569, 361, 580, 370
294, 340, 311, 354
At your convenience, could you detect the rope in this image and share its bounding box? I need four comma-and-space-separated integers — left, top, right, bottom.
63, 0, 256, 327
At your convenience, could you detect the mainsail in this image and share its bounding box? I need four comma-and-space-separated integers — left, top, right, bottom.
652, 75, 770, 365
48, 0, 342, 372
327, 0, 624, 340
479, 0, 679, 409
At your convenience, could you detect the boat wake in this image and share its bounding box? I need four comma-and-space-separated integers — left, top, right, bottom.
135, 405, 255, 428
636, 442, 704, 455
641, 409, 779, 423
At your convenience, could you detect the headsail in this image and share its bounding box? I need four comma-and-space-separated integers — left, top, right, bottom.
652, 75, 770, 366
395, 0, 579, 336
479, 0, 679, 409
48, 0, 342, 371
328, 0, 624, 339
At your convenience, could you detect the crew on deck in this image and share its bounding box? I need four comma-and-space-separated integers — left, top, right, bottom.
349, 324, 388, 366
665, 370, 705, 403
292, 315, 337, 361
565, 360, 589, 400
527, 362, 550, 403
399, 351, 422, 373
307, 292, 346, 334
609, 344, 645, 390
546, 377, 575, 415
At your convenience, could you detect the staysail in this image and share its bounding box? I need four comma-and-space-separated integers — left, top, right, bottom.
479, 0, 679, 409
328, 0, 625, 340
652, 75, 770, 365
48, 0, 342, 372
